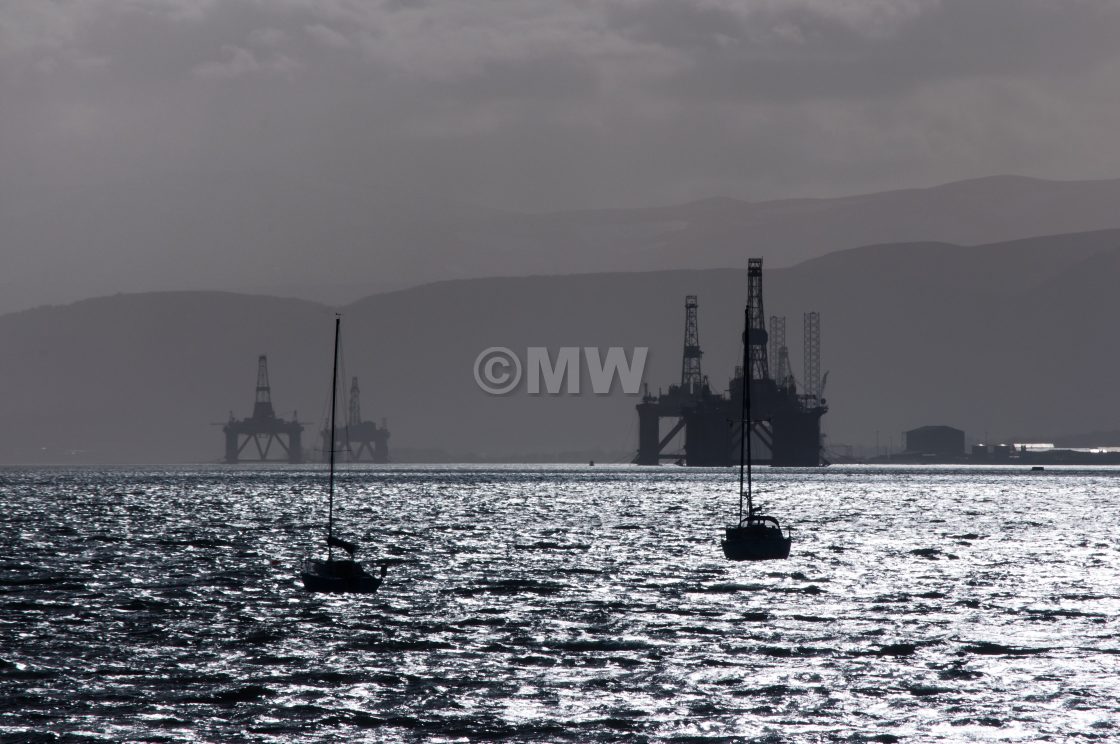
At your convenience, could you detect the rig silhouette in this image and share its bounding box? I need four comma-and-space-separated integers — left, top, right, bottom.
320, 376, 390, 463
221, 358, 391, 464
635, 258, 828, 467
223, 355, 304, 464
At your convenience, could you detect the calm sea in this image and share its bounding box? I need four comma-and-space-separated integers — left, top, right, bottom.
2, 465, 1118, 742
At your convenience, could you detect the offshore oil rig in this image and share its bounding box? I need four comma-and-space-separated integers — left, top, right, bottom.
320, 377, 391, 463
223, 355, 304, 463
221, 356, 391, 464
636, 258, 828, 466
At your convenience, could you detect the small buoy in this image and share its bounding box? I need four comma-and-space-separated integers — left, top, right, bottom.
588, 460, 595, 466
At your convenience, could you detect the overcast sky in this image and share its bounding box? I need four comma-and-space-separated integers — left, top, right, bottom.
5, 1, 1120, 309
6, 0, 1120, 209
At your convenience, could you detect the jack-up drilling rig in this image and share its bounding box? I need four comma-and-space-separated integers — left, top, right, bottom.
222, 355, 304, 463
635, 259, 828, 467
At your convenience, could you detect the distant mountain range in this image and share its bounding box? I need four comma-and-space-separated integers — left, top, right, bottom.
3, 227, 1120, 463
8, 175, 1120, 315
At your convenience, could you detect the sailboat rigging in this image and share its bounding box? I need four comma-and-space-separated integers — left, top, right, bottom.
301, 315, 386, 593
722, 279, 793, 561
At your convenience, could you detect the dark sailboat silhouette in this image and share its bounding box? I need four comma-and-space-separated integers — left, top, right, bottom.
722, 300, 792, 561
301, 315, 387, 593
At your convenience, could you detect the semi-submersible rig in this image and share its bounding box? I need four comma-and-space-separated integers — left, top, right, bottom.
222, 356, 389, 464
635, 258, 827, 467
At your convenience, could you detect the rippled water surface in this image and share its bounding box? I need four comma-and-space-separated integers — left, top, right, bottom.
2, 465, 1119, 742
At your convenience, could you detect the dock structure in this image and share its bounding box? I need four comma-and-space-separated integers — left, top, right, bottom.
635, 259, 828, 467
222, 355, 304, 463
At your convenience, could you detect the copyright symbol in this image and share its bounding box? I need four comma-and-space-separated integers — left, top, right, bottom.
474, 347, 522, 395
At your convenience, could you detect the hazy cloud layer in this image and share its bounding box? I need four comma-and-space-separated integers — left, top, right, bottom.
4, 1, 1120, 307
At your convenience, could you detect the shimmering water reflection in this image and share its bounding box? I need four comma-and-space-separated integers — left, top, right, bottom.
1, 465, 1118, 742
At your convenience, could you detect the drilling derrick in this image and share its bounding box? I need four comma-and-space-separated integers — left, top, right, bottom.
745, 258, 770, 383
803, 311, 821, 404
771, 315, 798, 390
253, 356, 274, 419
322, 376, 390, 463
348, 376, 361, 427
222, 355, 304, 463
681, 295, 703, 396
768, 316, 784, 383
720, 258, 777, 466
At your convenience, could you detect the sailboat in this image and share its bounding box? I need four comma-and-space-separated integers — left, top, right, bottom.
301, 315, 387, 593
722, 303, 792, 561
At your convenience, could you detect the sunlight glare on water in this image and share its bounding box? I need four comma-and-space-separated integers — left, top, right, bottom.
1, 464, 1118, 742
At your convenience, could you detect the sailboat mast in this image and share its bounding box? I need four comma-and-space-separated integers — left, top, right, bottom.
745, 309, 754, 518
739, 304, 752, 522
328, 315, 340, 560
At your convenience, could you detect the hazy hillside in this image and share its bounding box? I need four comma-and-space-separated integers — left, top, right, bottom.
2, 229, 1120, 463
9, 176, 1120, 315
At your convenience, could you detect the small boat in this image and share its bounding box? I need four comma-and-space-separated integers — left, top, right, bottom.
301, 315, 386, 594
722, 293, 792, 561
